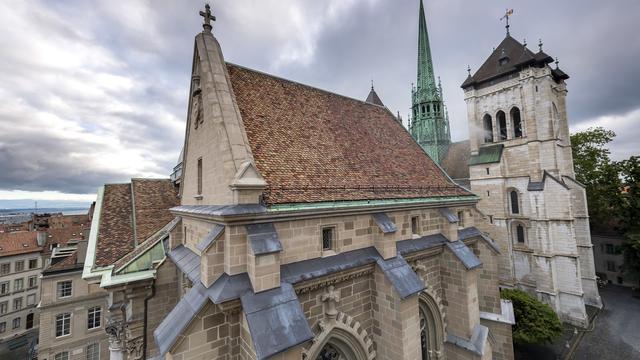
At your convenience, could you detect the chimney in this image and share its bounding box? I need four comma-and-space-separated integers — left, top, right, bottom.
76, 240, 88, 265
36, 231, 47, 247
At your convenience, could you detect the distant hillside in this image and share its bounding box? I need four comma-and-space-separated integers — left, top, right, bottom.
0, 199, 92, 210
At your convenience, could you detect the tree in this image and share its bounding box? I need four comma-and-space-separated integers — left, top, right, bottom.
501, 289, 563, 345
570, 127, 623, 234
619, 156, 640, 281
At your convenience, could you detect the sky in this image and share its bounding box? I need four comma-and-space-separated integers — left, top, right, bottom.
0, 0, 638, 203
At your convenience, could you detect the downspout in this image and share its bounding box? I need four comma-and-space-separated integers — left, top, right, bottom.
143, 280, 155, 359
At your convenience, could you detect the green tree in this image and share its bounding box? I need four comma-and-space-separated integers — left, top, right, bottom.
570, 127, 623, 234
501, 289, 563, 345
619, 156, 640, 280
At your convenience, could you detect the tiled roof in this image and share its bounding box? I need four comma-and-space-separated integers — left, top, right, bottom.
0, 231, 41, 257
96, 180, 178, 267
227, 63, 470, 204
441, 140, 470, 181
43, 226, 86, 255
132, 179, 179, 244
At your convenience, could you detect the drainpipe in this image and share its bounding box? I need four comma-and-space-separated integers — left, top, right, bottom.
143, 281, 155, 359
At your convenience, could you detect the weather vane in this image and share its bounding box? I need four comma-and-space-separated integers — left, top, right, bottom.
500, 9, 514, 36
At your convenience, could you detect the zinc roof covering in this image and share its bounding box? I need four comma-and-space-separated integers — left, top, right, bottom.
469, 144, 504, 165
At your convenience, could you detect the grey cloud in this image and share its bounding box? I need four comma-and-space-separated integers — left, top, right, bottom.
1, 0, 638, 196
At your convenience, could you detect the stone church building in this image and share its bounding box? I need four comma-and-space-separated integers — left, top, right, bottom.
79, 3, 519, 360
410, 6, 602, 325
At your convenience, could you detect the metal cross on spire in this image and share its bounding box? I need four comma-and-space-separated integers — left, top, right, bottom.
200, 3, 216, 32
500, 9, 514, 36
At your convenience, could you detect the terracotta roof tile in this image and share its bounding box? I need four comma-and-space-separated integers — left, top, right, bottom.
0, 231, 42, 257
95, 180, 178, 267
227, 64, 470, 204
46, 251, 80, 273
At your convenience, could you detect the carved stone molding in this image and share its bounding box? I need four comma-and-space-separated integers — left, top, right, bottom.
294, 265, 374, 295
302, 312, 376, 360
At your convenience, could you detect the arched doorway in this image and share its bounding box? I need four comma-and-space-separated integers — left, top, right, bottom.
305, 316, 374, 360
419, 292, 445, 360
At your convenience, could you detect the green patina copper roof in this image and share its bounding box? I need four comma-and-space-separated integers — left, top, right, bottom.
409, 0, 451, 164
116, 239, 166, 275
469, 144, 504, 165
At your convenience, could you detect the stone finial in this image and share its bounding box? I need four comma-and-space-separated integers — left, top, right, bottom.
199, 3, 216, 32
321, 285, 340, 319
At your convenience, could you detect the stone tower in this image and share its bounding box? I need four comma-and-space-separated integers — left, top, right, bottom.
461, 31, 602, 326
409, 0, 451, 163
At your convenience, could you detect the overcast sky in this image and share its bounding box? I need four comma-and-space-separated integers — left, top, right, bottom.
0, 0, 638, 203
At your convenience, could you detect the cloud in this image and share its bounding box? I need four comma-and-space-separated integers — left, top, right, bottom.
0, 0, 638, 200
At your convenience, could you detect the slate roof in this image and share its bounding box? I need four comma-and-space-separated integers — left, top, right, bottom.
195, 224, 225, 252
245, 223, 283, 255
396, 233, 448, 256
0, 231, 41, 257
281, 246, 380, 284
446, 241, 482, 270
170, 204, 267, 217
376, 256, 425, 299
95, 180, 178, 267
226, 63, 470, 204
240, 283, 314, 360
372, 213, 397, 234
440, 140, 470, 181
458, 227, 500, 253
365, 86, 384, 106
167, 245, 201, 283
462, 35, 555, 89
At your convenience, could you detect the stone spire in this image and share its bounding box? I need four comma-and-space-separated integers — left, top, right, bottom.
365, 81, 384, 106
409, 0, 450, 164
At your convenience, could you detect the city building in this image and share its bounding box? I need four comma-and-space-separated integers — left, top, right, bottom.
0, 231, 43, 342
37, 238, 109, 360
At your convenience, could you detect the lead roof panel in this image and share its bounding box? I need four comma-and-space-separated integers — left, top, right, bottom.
372, 213, 398, 233
245, 223, 283, 255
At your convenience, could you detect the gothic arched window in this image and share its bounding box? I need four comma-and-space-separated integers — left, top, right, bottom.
510, 190, 520, 214
483, 114, 493, 143
511, 107, 522, 138
497, 110, 507, 140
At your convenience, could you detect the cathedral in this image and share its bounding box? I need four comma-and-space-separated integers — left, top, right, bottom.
78, 2, 522, 360
410, 5, 602, 326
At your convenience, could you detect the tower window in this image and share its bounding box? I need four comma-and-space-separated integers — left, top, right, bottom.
510, 190, 520, 214
511, 107, 522, 138
497, 111, 507, 140
515, 224, 525, 243
411, 216, 419, 235
422, 105, 426, 114
197, 157, 203, 195
483, 114, 494, 143
426, 104, 431, 114
322, 227, 335, 251
486, 168, 490, 175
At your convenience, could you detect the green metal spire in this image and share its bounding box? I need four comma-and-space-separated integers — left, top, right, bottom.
409, 0, 451, 164
416, 0, 437, 100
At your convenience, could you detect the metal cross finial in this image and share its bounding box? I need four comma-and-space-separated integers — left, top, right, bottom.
523, 38, 527, 47
371, 79, 374, 90
199, 3, 216, 32
538, 38, 543, 51
555, 57, 560, 69
500, 9, 514, 36
467, 65, 471, 76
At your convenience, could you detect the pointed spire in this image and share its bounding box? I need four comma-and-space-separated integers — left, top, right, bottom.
416, 0, 437, 96
365, 83, 384, 106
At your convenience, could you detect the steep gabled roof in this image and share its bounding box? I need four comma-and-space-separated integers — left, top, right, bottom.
226, 63, 470, 204
95, 179, 178, 267
462, 35, 556, 89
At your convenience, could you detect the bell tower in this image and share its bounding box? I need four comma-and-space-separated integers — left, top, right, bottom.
409, 0, 451, 164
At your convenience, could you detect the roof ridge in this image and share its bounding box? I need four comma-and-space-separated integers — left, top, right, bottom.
226, 62, 388, 110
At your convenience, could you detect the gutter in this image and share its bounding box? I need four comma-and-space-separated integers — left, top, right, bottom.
143, 280, 155, 359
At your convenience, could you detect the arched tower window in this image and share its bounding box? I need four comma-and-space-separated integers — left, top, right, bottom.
513, 222, 526, 244
483, 114, 493, 143
497, 110, 507, 140
510, 190, 520, 214
422, 105, 426, 114
511, 107, 522, 138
